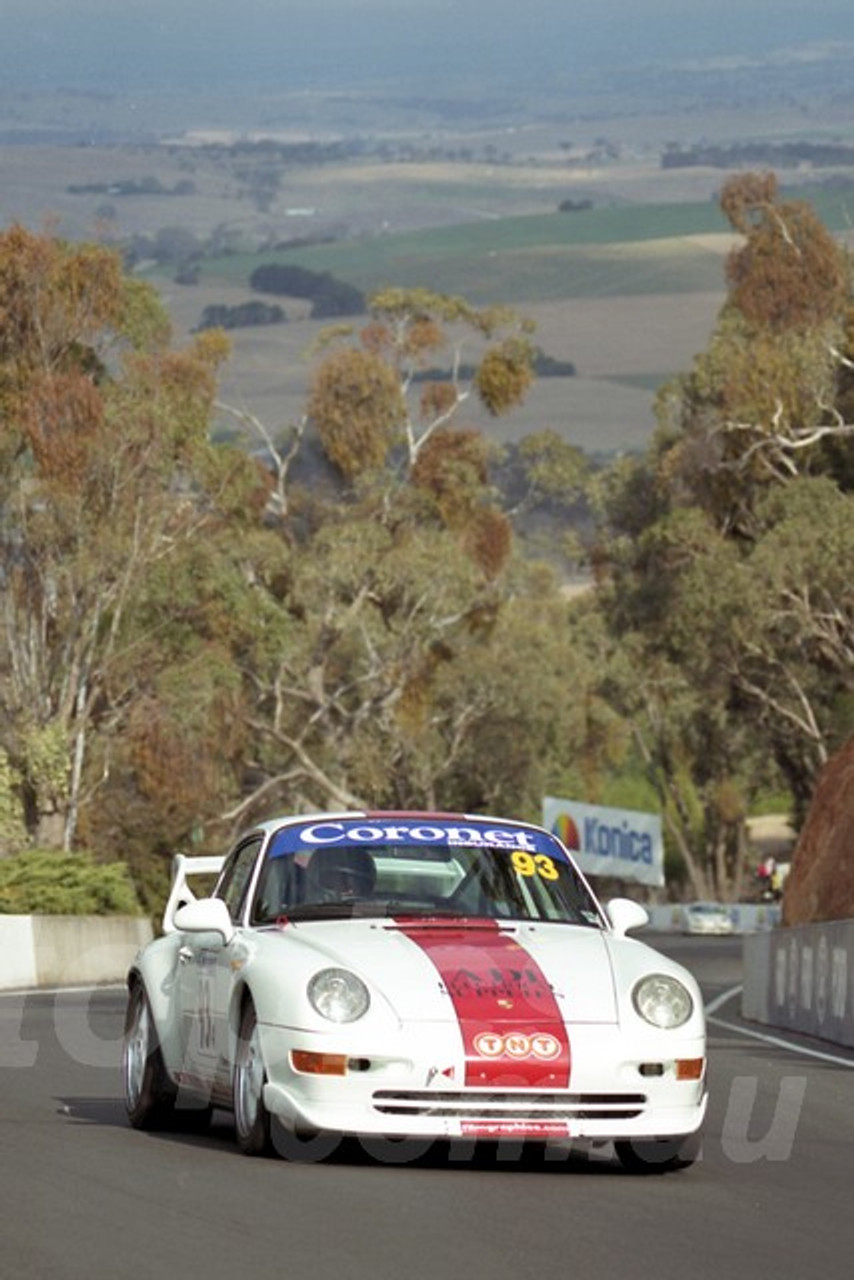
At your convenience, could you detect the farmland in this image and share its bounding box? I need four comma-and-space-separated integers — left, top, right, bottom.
158, 182, 851, 456
3, 75, 854, 457
165, 236, 732, 456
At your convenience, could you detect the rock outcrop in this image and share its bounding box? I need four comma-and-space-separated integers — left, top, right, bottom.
783, 736, 854, 925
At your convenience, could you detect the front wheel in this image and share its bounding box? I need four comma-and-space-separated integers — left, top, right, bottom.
614, 1130, 702, 1174
233, 1001, 273, 1156
123, 982, 176, 1129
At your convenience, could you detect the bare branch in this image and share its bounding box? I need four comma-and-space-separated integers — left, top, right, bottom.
216, 400, 307, 518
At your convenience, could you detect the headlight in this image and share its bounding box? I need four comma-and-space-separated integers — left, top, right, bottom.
308, 968, 370, 1023
632, 974, 693, 1029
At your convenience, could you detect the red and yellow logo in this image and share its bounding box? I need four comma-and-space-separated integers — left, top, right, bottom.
552, 812, 580, 850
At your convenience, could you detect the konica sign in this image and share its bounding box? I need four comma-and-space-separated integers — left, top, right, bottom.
542, 796, 664, 888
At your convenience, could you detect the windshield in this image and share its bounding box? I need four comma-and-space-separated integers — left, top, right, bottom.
250, 816, 603, 928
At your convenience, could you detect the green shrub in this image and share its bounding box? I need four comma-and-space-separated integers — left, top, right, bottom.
0, 849, 142, 916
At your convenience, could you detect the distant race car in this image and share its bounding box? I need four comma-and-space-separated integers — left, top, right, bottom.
123, 811, 707, 1172
682, 902, 734, 937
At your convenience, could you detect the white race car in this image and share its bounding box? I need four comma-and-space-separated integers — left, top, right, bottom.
123, 812, 707, 1171
682, 902, 734, 936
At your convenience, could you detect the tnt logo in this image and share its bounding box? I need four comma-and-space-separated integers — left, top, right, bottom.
473, 1031, 562, 1061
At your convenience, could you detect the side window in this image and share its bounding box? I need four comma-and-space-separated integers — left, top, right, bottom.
216, 837, 263, 922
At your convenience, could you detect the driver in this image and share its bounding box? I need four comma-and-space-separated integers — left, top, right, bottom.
306, 847, 376, 903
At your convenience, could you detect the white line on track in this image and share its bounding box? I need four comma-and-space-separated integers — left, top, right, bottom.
705, 984, 854, 1068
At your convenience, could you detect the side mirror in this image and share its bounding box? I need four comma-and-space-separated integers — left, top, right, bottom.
606, 897, 650, 937
173, 897, 235, 947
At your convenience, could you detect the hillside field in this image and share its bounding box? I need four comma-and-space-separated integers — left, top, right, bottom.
4, 121, 854, 455
157, 180, 854, 455
157, 199, 738, 454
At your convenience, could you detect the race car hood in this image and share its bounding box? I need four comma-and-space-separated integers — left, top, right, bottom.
278, 917, 619, 1024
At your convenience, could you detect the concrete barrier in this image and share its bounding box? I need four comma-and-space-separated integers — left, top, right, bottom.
0, 916, 39, 990
0, 916, 153, 991
742, 919, 854, 1049
645, 903, 781, 933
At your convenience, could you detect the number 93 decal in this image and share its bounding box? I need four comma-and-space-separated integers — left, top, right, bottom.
511, 850, 559, 880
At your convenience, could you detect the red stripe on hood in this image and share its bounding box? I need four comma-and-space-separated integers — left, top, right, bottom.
395, 919, 571, 1088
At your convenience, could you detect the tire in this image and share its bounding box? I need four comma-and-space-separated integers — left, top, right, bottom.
233, 1001, 273, 1156
614, 1130, 701, 1174
123, 982, 177, 1130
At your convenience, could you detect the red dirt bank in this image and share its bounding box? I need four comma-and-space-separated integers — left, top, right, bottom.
783, 736, 854, 925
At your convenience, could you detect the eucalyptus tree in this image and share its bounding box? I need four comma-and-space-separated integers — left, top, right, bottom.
212, 479, 607, 834
306, 287, 535, 479
0, 224, 256, 852
591, 175, 854, 894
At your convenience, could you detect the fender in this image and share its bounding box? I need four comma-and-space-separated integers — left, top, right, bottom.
127, 933, 187, 1082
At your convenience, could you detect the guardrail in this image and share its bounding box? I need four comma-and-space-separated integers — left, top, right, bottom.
0, 915, 153, 991
742, 918, 854, 1050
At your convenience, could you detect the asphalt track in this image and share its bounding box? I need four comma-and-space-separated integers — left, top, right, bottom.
2, 935, 854, 1280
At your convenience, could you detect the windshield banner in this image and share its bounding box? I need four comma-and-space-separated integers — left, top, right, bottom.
542, 796, 664, 887
269, 816, 566, 860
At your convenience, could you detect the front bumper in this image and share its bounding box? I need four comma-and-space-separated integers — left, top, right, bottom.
259, 1021, 707, 1142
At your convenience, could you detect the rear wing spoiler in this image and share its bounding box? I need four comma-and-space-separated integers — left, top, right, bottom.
162, 853, 225, 934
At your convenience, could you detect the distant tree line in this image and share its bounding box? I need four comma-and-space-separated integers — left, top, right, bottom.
662, 140, 854, 170
200, 137, 372, 165
249, 263, 366, 318
68, 176, 196, 197
196, 301, 286, 332
531, 349, 577, 377
412, 348, 576, 382
557, 198, 594, 212
124, 226, 206, 271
